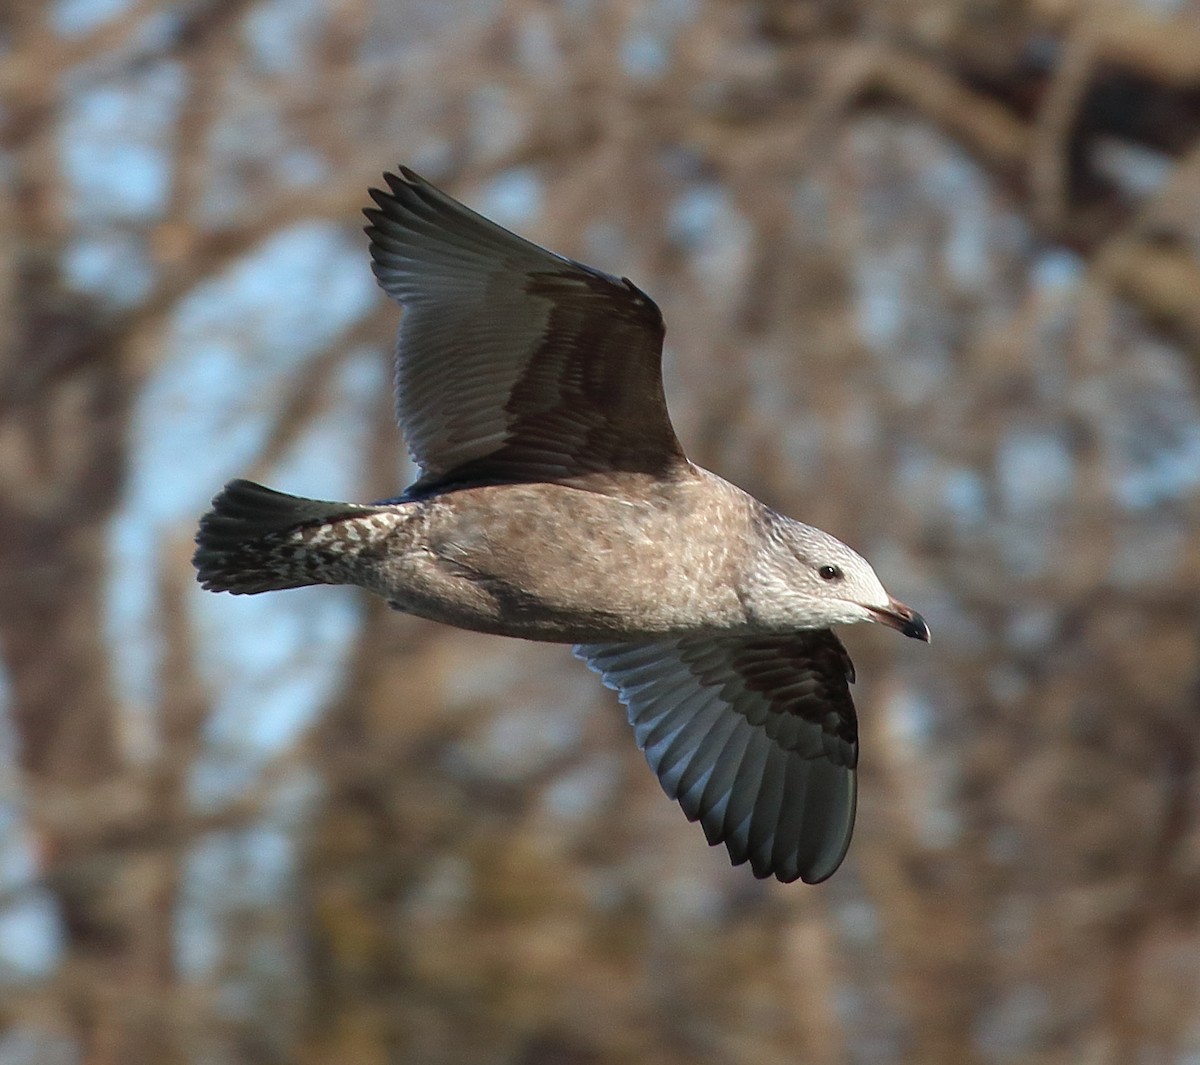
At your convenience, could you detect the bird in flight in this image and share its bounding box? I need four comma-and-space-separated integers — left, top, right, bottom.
194, 167, 929, 884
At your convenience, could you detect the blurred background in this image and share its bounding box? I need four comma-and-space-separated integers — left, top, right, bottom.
3, 0, 1200, 1062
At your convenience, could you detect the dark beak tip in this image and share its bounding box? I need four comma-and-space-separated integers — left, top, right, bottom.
878, 598, 930, 643
903, 611, 931, 643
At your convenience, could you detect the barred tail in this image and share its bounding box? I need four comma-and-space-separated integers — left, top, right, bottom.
194, 479, 395, 595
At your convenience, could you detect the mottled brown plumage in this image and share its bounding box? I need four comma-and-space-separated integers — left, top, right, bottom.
194, 166, 929, 884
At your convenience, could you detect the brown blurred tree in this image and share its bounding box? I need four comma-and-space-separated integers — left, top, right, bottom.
2, 2, 1200, 1064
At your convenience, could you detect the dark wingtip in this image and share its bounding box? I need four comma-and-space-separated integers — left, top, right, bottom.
386, 167, 420, 195
363, 168, 415, 222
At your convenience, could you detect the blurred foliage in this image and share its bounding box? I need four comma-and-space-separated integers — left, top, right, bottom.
2, 1, 1200, 1063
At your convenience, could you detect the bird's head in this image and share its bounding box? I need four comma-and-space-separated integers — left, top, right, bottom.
748, 515, 930, 641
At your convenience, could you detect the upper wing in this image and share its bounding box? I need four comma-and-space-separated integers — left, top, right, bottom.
575, 631, 858, 884
364, 167, 687, 494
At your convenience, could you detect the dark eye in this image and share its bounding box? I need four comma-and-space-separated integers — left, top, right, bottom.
818, 565, 843, 581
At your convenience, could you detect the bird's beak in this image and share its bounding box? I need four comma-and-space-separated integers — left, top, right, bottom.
867, 596, 930, 642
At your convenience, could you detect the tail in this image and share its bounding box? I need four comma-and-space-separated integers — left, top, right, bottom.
194, 479, 397, 595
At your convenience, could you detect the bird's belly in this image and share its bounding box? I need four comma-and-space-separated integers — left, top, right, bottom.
379, 486, 748, 642
387, 549, 737, 643
388, 590, 689, 644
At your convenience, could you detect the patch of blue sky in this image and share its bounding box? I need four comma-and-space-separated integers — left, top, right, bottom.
1093, 139, 1171, 198
854, 246, 955, 406
619, 0, 696, 79
1094, 343, 1200, 511
61, 231, 156, 309
583, 219, 627, 268
992, 521, 1052, 578
0, 661, 10, 762
358, 0, 503, 61
654, 0, 699, 20
668, 183, 726, 249
176, 824, 297, 978
190, 586, 361, 804
199, 98, 287, 224
675, 185, 752, 304
992, 209, 1035, 261
191, 586, 359, 771
129, 8, 186, 55
892, 444, 939, 514
832, 396, 878, 455
479, 167, 542, 229
405, 138, 455, 181
834, 982, 908, 1065
541, 756, 621, 824
1005, 604, 1059, 653
172, 223, 375, 356
996, 427, 1076, 514
941, 466, 988, 527
175, 774, 315, 982
987, 665, 1028, 707
447, 702, 585, 787
1028, 322, 1073, 406
1031, 247, 1083, 293
973, 982, 1051, 1059
0, 887, 62, 985
188, 349, 386, 806
1111, 518, 1188, 586
650, 870, 725, 927
921, 786, 960, 853
1134, 0, 1188, 12
242, 0, 327, 76
515, 8, 563, 79
52, 0, 134, 38
888, 688, 960, 849
778, 417, 828, 481
886, 686, 937, 749
105, 222, 376, 727
468, 85, 528, 162
0, 663, 64, 984
925, 152, 990, 290
836, 898, 881, 946
0, 819, 61, 984
852, 254, 908, 354
621, 32, 670, 79
270, 345, 388, 495
201, 84, 338, 219
790, 177, 831, 245
991, 429, 1074, 577
276, 146, 329, 190
1115, 421, 1200, 510
59, 60, 185, 224
0, 1029, 78, 1065
895, 448, 989, 531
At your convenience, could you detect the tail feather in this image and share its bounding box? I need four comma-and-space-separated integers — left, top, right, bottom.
194, 479, 394, 595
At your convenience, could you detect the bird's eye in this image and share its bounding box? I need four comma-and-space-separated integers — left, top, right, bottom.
818, 565, 843, 581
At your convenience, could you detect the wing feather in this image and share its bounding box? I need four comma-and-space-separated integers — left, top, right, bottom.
364, 167, 686, 492
575, 630, 859, 884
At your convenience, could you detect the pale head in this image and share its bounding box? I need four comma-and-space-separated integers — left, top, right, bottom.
746, 513, 929, 640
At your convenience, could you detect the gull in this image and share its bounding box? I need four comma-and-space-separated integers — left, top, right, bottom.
194, 167, 929, 884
